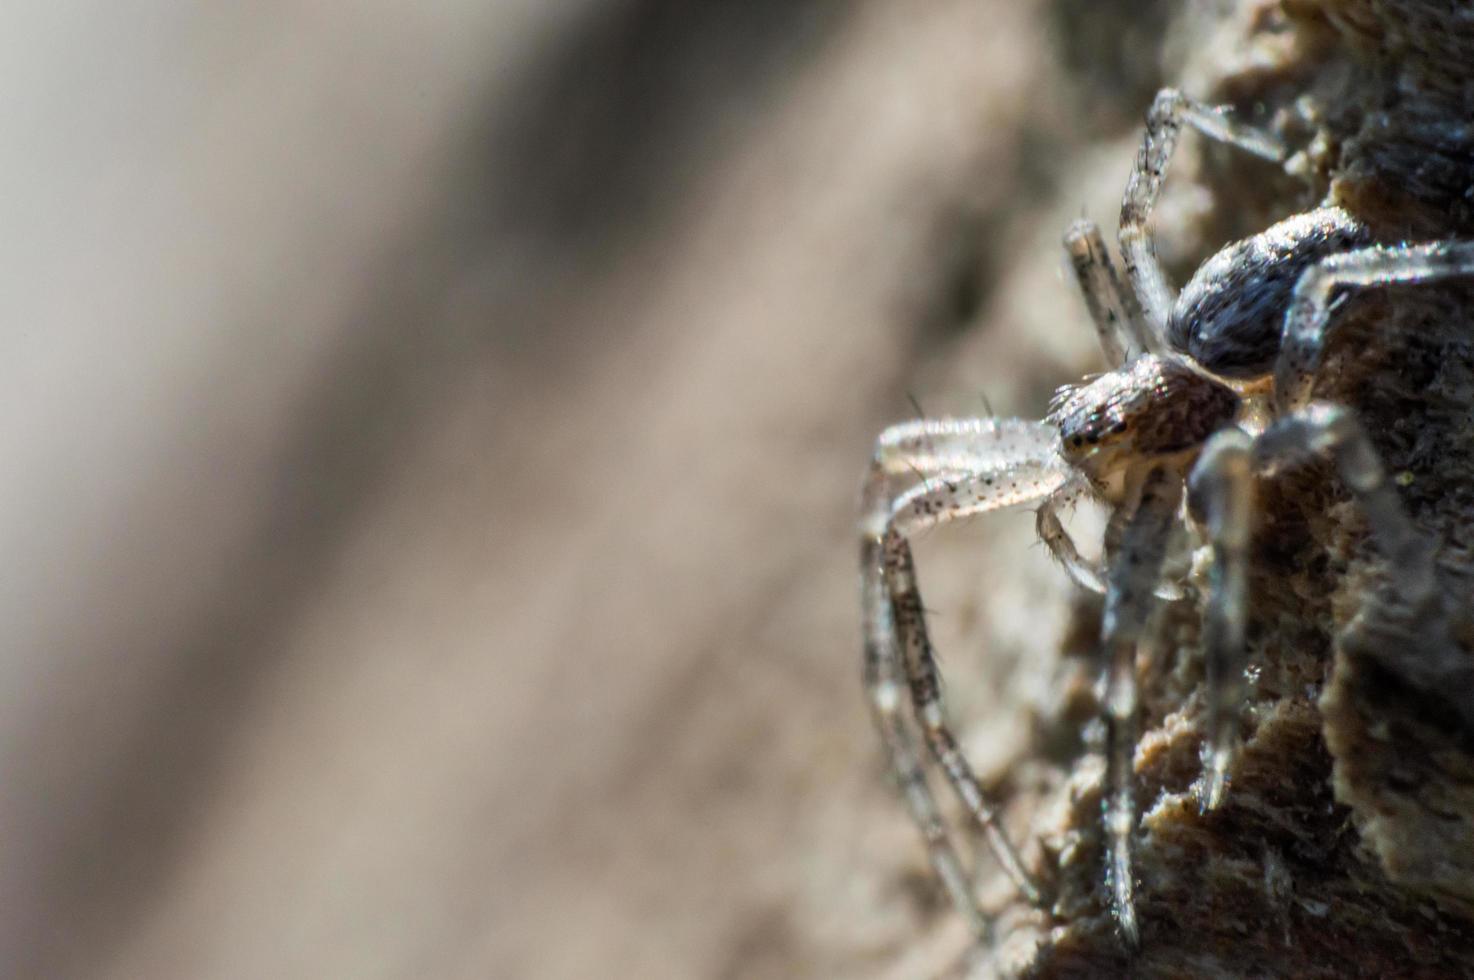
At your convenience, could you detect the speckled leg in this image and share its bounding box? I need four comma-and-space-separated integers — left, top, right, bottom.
861, 539, 986, 934
860, 418, 1065, 931
1064, 218, 1149, 366
1119, 88, 1288, 343
882, 528, 1048, 915
1098, 465, 1183, 947
862, 417, 1066, 489
1274, 241, 1474, 413
1187, 428, 1254, 812
1254, 403, 1435, 607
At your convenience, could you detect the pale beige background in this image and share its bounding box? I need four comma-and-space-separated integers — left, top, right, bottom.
0, 2, 1167, 977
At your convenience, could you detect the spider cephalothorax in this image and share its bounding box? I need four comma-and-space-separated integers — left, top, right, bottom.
861, 86, 1473, 946
1050, 354, 1240, 497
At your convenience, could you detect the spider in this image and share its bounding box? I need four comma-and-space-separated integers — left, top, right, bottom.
859, 87, 1474, 946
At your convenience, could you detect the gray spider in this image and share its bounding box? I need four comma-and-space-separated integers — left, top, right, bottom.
859, 88, 1474, 945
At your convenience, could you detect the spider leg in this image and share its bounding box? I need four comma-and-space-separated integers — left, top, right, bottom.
1274, 240, 1474, 413
1064, 219, 1150, 366
861, 419, 1067, 931
1187, 428, 1254, 812
1037, 487, 1189, 602
883, 527, 1049, 912
1098, 465, 1183, 947
867, 416, 1070, 478
861, 550, 987, 934
1119, 88, 1288, 343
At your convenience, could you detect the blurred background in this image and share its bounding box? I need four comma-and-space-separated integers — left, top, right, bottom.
1, 2, 1179, 976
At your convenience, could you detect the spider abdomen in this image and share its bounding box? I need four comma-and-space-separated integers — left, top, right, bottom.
1168, 206, 1371, 379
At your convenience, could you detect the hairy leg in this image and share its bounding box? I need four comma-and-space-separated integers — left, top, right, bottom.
1187, 428, 1254, 811
1274, 240, 1474, 413
882, 457, 1073, 901
1064, 218, 1150, 366
1098, 465, 1183, 947
861, 551, 987, 933
866, 416, 1063, 483
882, 528, 1046, 911
1119, 88, 1288, 343
860, 418, 1064, 931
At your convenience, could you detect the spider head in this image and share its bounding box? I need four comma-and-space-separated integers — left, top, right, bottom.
1049, 354, 1240, 501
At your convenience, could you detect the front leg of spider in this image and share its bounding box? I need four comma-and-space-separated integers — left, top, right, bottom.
862, 529, 985, 935
883, 527, 1046, 911
860, 419, 1069, 933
